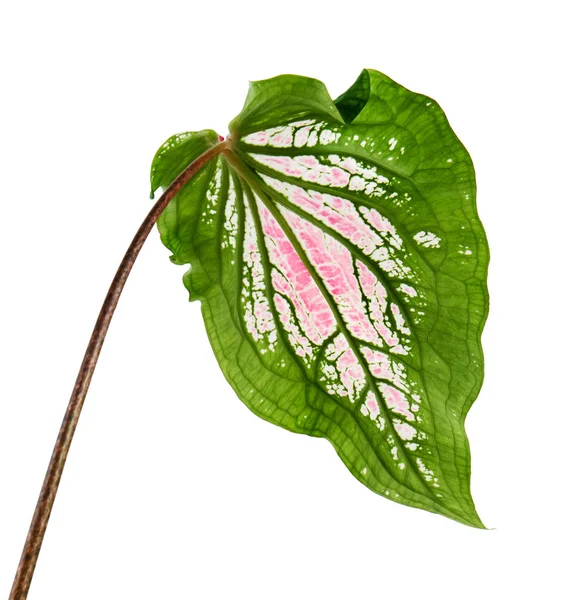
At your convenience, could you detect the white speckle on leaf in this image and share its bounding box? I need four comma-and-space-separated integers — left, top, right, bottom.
320, 129, 341, 145
399, 284, 417, 298
413, 231, 441, 249
395, 422, 417, 441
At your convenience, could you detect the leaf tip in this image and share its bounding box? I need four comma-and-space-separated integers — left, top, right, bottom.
454, 503, 487, 529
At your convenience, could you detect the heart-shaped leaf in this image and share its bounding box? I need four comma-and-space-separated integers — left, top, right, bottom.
151, 70, 489, 527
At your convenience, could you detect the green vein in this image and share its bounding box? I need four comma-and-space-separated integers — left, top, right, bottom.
224, 150, 454, 509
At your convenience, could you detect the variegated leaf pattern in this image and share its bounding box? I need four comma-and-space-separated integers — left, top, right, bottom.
151, 70, 489, 527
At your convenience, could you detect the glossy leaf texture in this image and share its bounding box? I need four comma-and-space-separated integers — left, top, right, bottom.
150, 70, 489, 527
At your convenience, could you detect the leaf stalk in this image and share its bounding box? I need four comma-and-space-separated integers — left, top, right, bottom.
9, 139, 227, 600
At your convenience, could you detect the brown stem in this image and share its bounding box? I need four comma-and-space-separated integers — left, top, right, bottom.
9, 140, 227, 600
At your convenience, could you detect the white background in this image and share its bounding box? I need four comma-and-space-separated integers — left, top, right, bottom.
1, 1, 582, 598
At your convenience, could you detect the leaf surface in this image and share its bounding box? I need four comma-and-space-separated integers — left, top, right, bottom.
151, 70, 489, 527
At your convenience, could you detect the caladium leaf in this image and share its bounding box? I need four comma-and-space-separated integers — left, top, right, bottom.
150, 70, 488, 528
